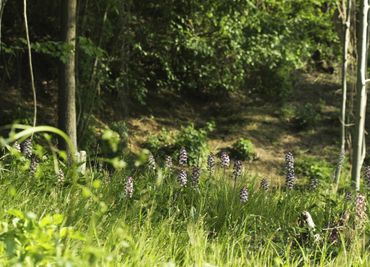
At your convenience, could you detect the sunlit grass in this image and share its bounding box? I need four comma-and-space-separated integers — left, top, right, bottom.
0, 153, 368, 266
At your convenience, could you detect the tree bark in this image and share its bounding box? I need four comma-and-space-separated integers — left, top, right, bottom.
58, 0, 77, 151
351, 0, 368, 191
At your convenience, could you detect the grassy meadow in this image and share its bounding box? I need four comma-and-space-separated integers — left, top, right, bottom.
0, 140, 369, 267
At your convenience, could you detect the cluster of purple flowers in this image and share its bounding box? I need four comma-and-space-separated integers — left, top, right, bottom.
178, 169, 188, 187
179, 147, 188, 166
220, 151, 230, 169
207, 153, 215, 174
285, 152, 295, 189
21, 139, 33, 158
240, 187, 249, 203
125, 176, 134, 199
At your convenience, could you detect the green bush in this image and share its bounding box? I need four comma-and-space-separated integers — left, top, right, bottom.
174, 122, 214, 164
230, 138, 256, 161
0, 210, 84, 265
142, 128, 175, 158
249, 64, 294, 101
80, 120, 129, 158
294, 103, 320, 129
295, 156, 333, 183
280, 104, 296, 122
110, 121, 129, 148
142, 123, 214, 164
280, 103, 321, 129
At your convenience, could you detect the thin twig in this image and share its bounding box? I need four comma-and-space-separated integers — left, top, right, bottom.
23, 0, 37, 135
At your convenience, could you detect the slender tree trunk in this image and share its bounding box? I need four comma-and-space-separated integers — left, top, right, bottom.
351, 0, 368, 191
58, 0, 77, 151
0, 0, 8, 52
23, 0, 37, 133
335, 0, 352, 188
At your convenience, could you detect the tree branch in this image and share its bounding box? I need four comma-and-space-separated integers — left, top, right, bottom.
23, 0, 37, 134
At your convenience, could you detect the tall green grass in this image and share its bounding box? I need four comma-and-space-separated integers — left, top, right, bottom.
0, 150, 369, 266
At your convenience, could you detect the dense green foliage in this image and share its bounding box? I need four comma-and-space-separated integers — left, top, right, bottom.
280, 103, 322, 129
296, 156, 333, 180
230, 138, 256, 161
1, 0, 339, 106
143, 123, 214, 164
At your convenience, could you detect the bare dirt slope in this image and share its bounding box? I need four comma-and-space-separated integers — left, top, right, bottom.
127, 71, 343, 181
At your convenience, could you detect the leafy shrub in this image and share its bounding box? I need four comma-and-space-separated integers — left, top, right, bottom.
295, 156, 333, 183
143, 122, 215, 164
280, 104, 296, 122
174, 122, 215, 164
229, 138, 256, 161
80, 119, 128, 157
0, 210, 83, 265
249, 64, 294, 101
93, 0, 338, 103
110, 121, 129, 149
294, 103, 320, 129
142, 128, 175, 158
280, 103, 321, 129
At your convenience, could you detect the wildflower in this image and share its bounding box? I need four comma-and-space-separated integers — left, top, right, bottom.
233, 160, 242, 179
164, 155, 173, 169
125, 176, 134, 199
260, 178, 269, 191
179, 147, 188, 166
56, 169, 65, 185
191, 166, 201, 187
364, 166, 370, 189
309, 177, 319, 190
355, 193, 367, 229
148, 153, 156, 171
21, 138, 33, 158
178, 169, 187, 187
285, 152, 295, 189
344, 191, 352, 201
220, 151, 230, 169
30, 156, 39, 175
240, 187, 249, 203
207, 153, 215, 173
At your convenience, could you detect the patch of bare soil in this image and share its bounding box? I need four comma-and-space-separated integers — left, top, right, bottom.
127, 71, 342, 182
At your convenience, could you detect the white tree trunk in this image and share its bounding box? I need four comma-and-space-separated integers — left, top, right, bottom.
335, 0, 352, 188
351, 0, 369, 191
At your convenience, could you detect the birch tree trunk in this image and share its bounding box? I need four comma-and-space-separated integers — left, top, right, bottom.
351, 0, 368, 191
58, 0, 77, 151
335, 0, 352, 188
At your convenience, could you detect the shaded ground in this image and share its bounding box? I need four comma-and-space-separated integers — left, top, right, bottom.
126, 71, 343, 181
1, 70, 352, 181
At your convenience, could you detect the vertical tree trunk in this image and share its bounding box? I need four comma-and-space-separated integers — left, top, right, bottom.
58, 0, 77, 151
0, 0, 8, 52
351, 0, 368, 191
335, 0, 352, 188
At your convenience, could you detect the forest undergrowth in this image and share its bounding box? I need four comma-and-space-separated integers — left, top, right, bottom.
0, 135, 369, 266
